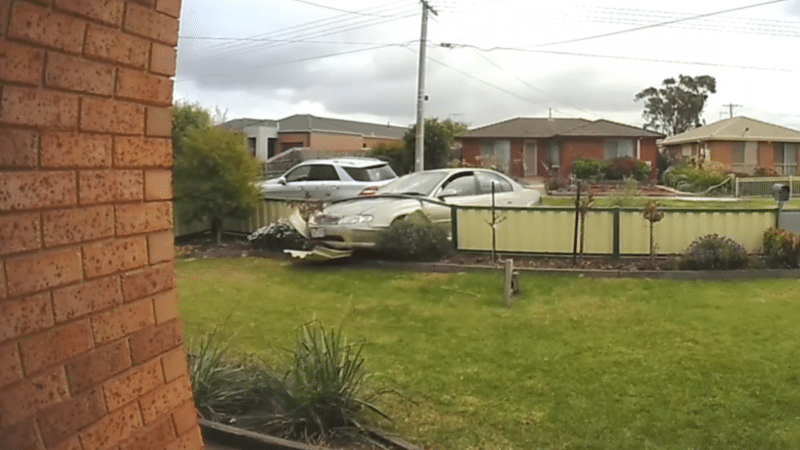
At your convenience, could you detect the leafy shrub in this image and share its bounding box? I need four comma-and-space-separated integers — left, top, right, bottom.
368, 142, 411, 175
572, 158, 609, 180
607, 178, 641, 207
762, 227, 800, 268
376, 219, 451, 261
605, 157, 649, 181
753, 166, 779, 177
678, 234, 748, 270
664, 162, 728, 193
248, 220, 310, 252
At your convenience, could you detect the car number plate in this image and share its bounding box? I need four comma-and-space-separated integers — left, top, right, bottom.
310, 228, 325, 238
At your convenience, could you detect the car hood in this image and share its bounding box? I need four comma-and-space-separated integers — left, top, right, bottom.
312, 195, 431, 225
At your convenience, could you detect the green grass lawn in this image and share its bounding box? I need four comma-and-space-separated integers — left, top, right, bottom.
178, 258, 800, 450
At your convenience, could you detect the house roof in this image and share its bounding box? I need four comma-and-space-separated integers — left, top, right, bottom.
457, 117, 663, 139
278, 114, 407, 139
659, 116, 800, 146
219, 118, 277, 131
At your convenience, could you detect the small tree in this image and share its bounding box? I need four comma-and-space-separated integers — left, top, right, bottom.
634, 75, 716, 136
642, 201, 664, 263
174, 126, 261, 244
403, 118, 468, 171
171, 100, 212, 156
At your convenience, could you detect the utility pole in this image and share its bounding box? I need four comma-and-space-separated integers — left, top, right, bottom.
415, 0, 437, 172
723, 103, 742, 118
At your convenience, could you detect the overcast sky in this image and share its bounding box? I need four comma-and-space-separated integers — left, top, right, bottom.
174, 0, 800, 132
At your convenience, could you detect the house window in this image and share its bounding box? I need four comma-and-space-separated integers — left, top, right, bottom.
247, 137, 256, 157
774, 143, 799, 175
548, 141, 560, 168
732, 141, 758, 173
604, 139, 634, 160
480, 140, 511, 173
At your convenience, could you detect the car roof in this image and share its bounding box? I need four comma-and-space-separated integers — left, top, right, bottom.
301, 157, 388, 168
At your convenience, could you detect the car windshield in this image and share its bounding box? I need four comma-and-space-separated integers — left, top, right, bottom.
377, 171, 448, 197
342, 164, 397, 182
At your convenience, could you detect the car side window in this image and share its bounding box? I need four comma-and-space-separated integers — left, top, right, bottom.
285, 165, 311, 182
307, 164, 339, 181
477, 172, 513, 194
441, 173, 478, 196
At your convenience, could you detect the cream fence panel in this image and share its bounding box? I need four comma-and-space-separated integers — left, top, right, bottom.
456, 207, 777, 255
173, 200, 297, 237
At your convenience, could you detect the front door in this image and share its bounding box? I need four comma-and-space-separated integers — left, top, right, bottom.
524, 140, 537, 177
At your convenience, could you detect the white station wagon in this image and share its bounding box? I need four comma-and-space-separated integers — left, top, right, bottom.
258, 157, 397, 202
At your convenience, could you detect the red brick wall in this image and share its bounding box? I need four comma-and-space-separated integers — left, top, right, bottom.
0, 1, 203, 449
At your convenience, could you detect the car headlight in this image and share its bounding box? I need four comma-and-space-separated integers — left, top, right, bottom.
337, 215, 373, 225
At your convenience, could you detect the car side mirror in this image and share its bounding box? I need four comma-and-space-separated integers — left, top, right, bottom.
439, 188, 458, 199
278, 176, 287, 185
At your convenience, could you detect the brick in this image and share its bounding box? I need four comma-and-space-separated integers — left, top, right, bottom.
43, 205, 114, 247
0, 419, 44, 450
80, 97, 145, 134
79, 401, 143, 450
120, 415, 176, 450
156, 0, 181, 18
150, 42, 176, 76
121, 262, 176, 302
0, 128, 38, 168
8, 2, 85, 53
0, 213, 41, 256
116, 202, 172, 236
83, 236, 148, 278
52, 274, 122, 322
138, 375, 192, 424
41, 131, 112, 168
166, 427, 203, 450
171, 400, 198, 435
52, 437, 82, 450
5, 249, 82, 296
37, 388, 106, 447
45, 52, 115, 96
91, 297, 154, 343
0, 367, 69, 428
0, 41, 45, 85
129, 319, 182, 364
161, 346, 188, 382
146, 107, 172, 137
114, 136, 172, 168
153, 290, 180, 324
79, 169, 143, 205
20, 320, 92, 374
148, 230, 176, 264
116, 69, 173, 106
0, 86, 79, 129
0, 342, 23, 388
65, 340, 130, 394
0, 293, 53, 343
124, 3, 179, 45
145, 170, 172, 200
54, 0, 124, 25
85, 23, 149, 69
103, 358, 163, 411
0, 170, 77, 212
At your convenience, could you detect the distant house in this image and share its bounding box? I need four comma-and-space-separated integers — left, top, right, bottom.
659, 116, 800, 175
221, 114, 407, 163
456, 117, 664, 180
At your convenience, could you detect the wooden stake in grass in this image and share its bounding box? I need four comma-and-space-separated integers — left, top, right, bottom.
643, 201, 664, 263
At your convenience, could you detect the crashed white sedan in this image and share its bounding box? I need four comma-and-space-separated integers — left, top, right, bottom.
306, 168, 541, 249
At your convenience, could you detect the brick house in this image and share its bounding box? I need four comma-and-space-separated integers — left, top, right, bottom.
456, 117, 664, 180
659, 116, 800, 175
222, 114, 408, 162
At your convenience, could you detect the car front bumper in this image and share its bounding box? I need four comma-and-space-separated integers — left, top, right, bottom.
308, 224, 387, 249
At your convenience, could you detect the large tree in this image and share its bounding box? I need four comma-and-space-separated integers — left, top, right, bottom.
403, 118, 468, 172
634, 75, 716, 136
173, 126, 261, 244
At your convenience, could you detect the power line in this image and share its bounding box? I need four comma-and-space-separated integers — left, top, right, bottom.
530, 0, 791, 47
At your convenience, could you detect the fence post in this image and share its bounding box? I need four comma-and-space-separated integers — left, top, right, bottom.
613, 207, 621, 260
450, 206, 459, 251
734, 176, 739, 198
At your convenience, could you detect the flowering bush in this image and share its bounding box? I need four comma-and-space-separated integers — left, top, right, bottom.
762, 227, 800, 268
248, 220, 310, 252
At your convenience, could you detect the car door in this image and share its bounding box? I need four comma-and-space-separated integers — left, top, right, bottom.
305, 164, 341, 201
279, 164, 312, 200
475, 171, 520, 206
422, 172, 482, 226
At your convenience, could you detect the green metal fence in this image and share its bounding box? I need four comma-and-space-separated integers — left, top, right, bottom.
735, 176, 799, 197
